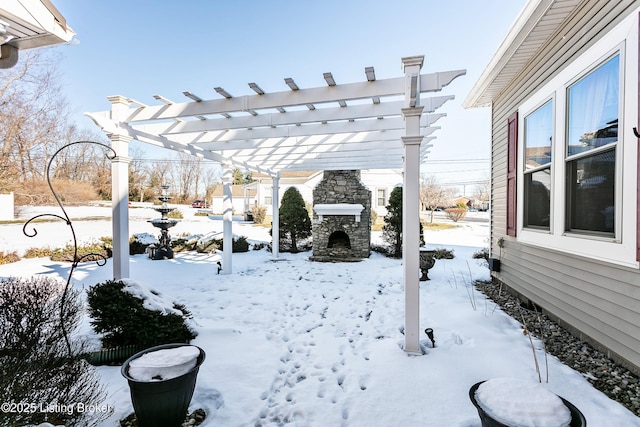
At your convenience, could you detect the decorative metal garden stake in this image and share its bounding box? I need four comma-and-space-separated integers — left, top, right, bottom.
23, 141, 116, 356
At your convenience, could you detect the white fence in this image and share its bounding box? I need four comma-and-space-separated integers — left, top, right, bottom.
0, 192, 14, 220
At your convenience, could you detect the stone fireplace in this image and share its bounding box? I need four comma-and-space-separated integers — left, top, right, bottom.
311, 170, 371, 262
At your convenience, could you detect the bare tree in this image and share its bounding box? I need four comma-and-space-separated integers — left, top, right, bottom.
128, 146, 148, 202
472, 175, 491, 210
146, 157, 172, 201
171, 152, 199, 203
0, 51, 68, 187
0, 51, 110, 204
420, 175, 452, 223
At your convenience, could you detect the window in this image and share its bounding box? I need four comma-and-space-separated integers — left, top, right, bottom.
565, 54, 618, 236
377, 189, 386, 207
514, 15, 636, 267
524, 100, 553, 230
264, 187, 272, 205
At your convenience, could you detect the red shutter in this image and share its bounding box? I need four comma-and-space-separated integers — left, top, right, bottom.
507, 111, 518, 237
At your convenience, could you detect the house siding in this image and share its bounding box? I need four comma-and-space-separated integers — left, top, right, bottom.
489, 0, 640, 373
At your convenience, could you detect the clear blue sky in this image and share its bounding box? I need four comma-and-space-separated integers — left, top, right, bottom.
51, 0, 526, 195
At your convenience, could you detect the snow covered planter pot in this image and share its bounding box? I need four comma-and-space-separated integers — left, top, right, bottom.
121, 343, 206, 427
469, 378, 586, 427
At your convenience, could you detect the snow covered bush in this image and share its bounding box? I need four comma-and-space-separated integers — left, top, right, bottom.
0, 276, 106, 427
87, 279, 197, 349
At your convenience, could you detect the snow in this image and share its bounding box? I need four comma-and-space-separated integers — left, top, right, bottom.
121, 278, 186, 315
475, 378, 571, 427
1, 205, 639, 426
127, 346, 201, 382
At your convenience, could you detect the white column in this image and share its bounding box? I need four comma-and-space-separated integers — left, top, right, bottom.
108, 96, 132, 280
271, 173, 280, 260
222, 165, 233, 274
402, 56, 425, 355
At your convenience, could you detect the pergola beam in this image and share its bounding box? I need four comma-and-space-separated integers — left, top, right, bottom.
121, 71, 464, 123
154, 113, 446, 141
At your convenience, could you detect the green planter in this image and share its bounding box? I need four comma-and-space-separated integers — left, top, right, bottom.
121, 343, 205, 427
469, 381, 586, 427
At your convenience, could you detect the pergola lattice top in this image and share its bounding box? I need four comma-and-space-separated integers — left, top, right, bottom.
87, 56, 465, 175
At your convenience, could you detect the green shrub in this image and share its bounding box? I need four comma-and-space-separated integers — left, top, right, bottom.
194, 236, 249, 253
129, 235, 150, 255
86, 279, 197, 349
273, 187, 311, 253
233, 236, 250, 252
172, 237, 196, 253
196, 238, 219, 253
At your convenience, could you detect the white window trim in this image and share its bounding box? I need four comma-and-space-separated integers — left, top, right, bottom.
523, 96, 555, 232
516, 12, 638, 269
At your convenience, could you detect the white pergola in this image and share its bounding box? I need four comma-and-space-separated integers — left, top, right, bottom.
87, 55, 465, 354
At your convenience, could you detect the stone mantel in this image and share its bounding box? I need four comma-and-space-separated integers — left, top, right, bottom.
313, 203, 364, 222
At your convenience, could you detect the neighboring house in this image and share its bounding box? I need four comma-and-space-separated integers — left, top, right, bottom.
209, 184, 247, 215
451, 197, 471, 208
464, 0, 640, 374
241, 169, 403, 218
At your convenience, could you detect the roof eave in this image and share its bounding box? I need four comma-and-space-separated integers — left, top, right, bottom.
463, 0, 556, 109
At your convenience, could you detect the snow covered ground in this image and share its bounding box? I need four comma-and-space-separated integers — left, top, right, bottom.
0, 205, 638, 426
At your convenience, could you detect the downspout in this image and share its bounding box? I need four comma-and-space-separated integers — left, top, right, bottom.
0, 44, 18, 69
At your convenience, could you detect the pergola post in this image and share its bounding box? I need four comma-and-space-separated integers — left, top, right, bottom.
271, 173, 280, 260
108, 96, 132, 280
222, 165, 233, 274
402, 56, 425, 355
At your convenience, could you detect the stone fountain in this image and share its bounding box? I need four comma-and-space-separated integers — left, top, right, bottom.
148, 185, 178, 260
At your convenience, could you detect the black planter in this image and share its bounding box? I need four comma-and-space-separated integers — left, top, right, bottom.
469, 381, 586, 427
121, 343, 206, 427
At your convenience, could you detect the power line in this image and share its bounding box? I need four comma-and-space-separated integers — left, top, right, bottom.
423, 159, 489, 164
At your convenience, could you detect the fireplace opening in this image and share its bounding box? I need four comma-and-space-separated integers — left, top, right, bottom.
328, 231, 351, 249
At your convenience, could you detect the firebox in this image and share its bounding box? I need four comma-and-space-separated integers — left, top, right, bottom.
310, 170, 371, 262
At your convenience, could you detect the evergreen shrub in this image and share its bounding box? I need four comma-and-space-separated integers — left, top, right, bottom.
86, 279, 196, 349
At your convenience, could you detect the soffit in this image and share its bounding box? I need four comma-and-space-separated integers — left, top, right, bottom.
0, 0, 74, 50
463, 0, 582, 108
